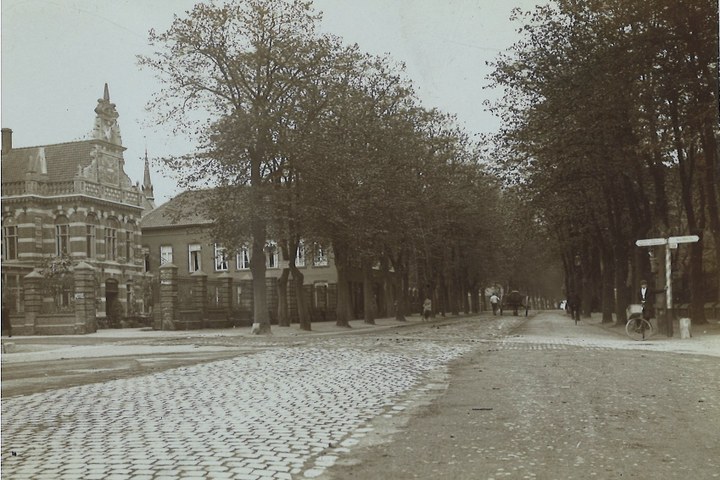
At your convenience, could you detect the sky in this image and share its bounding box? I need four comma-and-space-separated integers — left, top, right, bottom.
1, 0, 541, 205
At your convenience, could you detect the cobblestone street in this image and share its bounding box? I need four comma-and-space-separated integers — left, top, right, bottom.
2, 312, 718, 479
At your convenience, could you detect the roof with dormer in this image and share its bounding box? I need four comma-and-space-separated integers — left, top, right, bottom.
140, 189, 214, 229
1, 140, 97, 183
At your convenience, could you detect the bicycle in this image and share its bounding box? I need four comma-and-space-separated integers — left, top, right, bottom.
625, 304, 655, 341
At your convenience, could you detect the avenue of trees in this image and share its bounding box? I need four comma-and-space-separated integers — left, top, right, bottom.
486, 0, 719, 324
139, 0, 560, 333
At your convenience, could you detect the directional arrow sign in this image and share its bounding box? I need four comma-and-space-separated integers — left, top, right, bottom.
636, 238, 667, 247
668, 235, 699, 244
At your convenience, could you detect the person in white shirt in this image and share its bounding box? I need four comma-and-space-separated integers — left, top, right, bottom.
489, 293, 500, 315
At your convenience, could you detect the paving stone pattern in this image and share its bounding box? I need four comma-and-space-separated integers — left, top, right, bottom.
2, 338, 481, 479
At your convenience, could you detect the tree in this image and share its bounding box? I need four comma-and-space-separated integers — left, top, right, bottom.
486, 0, 719, 323
140, 0, 346, 333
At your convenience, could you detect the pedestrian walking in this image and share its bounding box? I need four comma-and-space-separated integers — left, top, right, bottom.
422, 297, 432, 321
489, 293, 500, 315
2, 301, 12, 338
567, 292, 581, 323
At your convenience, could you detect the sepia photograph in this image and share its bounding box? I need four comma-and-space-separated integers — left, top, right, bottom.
1, 0, 719, 478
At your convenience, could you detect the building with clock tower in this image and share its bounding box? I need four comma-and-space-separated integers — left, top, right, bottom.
1, 84, 155, 334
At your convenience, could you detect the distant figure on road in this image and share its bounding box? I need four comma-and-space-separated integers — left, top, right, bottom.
2, 301, 11, 338
567, 292, 581, 322
489, 293, 500, 315
422, 298, 432, 321
639, 280, 665, 320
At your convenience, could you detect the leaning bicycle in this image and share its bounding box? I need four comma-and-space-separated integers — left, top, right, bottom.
625, 304, 655, 341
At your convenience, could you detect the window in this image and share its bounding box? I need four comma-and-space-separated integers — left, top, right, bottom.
125, 230, 134, 262
189, 243, 201, 272
2, 225, 18, 260
313, 244, 328, 267
143, 247, 150, 272
85, 225, 96, 258
266, 242, 278, 269
56, 224, 70, 256
160, 245, 173, 265
214, 244, 228, 271
105, 226, 117, 260
236, 246, 250, 270
296, 242, 305, 267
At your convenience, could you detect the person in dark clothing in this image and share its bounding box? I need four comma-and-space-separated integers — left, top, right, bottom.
567, 292, 581, 322
2, 301, 12, 337
639, 280, 665, 320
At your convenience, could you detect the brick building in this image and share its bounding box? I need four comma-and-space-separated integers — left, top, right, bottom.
140, 189, 340, 325
1, 85, 155, 334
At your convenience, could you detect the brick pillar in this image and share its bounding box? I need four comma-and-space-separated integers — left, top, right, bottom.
158, 263, 178, 330
73, 261, 97, 334
266, 277, 278, 323
22, 270, 43, 335
217, 272, 233, 309
191, 269, 208, 328
289, 278, 299, 323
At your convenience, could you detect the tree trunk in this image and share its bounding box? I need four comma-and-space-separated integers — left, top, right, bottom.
334, 243, 352, 327
290, 264, 311, 331
362, 257, 375, 325
439, 275, 447, 317
699, 124, 720, 304
689, 240, 707, 324
600, 250, 615, 324
613, 242, 630, 324
461, 279, 470, 315
389, 251, 408, 321
277, 267, 290, 327
395, 265, 408, 321
249, 217, 270, 334
380, 256, 394, 319
448, 271, 459, 316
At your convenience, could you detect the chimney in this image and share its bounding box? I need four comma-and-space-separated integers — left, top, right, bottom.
1, 128, 12, 155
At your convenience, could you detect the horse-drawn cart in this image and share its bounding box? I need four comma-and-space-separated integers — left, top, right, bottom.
500, 290, 529, 316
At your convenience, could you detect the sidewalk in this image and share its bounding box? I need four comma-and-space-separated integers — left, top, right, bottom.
582, 312, 720, 357
0, 315, 442, 364
2, 310, 719, 364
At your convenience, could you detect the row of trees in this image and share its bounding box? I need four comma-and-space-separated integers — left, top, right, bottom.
486, 0, 719, 323
140, 0, 561, 333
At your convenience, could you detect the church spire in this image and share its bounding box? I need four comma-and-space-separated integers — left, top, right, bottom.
143, 148, 154, 200
141, 147, 156, 214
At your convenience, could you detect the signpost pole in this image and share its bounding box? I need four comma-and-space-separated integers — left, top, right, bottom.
665, 244, 673, 337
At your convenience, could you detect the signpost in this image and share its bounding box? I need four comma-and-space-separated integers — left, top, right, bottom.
635, 238, 667, 247
635, 234, 700, 337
